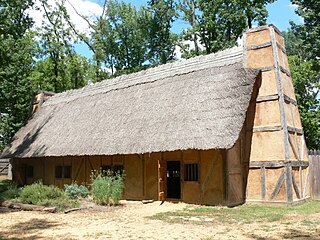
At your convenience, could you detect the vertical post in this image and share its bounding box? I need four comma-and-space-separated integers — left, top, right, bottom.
8, 159, 12, 180
261, 166, 266, 200
270, 26, 293, 203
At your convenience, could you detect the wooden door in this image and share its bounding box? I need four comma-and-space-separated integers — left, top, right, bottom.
166, 161, 181, 199
158, 159, 166, 200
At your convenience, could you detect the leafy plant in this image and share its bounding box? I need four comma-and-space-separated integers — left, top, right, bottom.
91, 171, 124, 206
0, 180, 20, 202
64, 182, 89, 198
18, 181, 78, 211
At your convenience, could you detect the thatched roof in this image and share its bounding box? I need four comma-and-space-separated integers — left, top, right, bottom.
2, 46, 259, 158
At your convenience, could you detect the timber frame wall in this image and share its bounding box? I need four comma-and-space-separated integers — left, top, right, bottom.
244, 25, 309, 204
13, 148, 246, 206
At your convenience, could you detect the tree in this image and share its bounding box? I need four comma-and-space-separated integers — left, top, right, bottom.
36, 0, 93, 92
0, 0, 36, 151
283, 0, 320, 149
288, 56, 320, 149
179, 0, 274, 56
177, 0, 203, 58
92, 1, 150, 77
146, 0, 178, 65
291, 0, 320, 62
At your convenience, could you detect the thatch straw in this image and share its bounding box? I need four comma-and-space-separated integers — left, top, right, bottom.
1, 46, 258, 158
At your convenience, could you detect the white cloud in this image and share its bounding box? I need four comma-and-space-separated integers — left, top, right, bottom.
28, 0, 103, 34
288, 3, 298, 9
288, 3, 304, 23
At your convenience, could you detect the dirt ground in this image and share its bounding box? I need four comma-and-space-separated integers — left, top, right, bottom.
0, 200, 319, 240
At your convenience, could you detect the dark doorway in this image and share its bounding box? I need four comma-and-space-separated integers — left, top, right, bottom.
166, 161, 181, 199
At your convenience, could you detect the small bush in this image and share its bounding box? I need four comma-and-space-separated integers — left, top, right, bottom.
0, 180, 20, 202
18, 181, 78, 211
91, 171, 124, 206
64, 182, 89, 198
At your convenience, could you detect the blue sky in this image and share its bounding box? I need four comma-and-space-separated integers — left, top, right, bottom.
75, 0, 302, 58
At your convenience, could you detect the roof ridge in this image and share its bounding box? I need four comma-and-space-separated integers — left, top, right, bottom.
46, 45, 243, 106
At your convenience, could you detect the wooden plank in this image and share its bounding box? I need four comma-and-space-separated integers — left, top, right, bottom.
253, 126, 282, 133
303, 167, 309, 198
284, 95, 297, 106
256, 94, 279, 103
309, 154, 320, 199
259, 66, 276, 72
280, 66, 291, 77
292, 172, 301, 199
269, 27, 291, 162
288, 135, 300, 160
286, 166, 294, 203
0, 163, 9, 173
261, 166, 266, 200
276, 42, 287, 54
246, 25, 270, 33
158, 153, 165, 201
250, 161, 309, 168
247, 42, 272, 50
270, 169, 285, 200
287, 126, 303, 135
74, 158, 84, 181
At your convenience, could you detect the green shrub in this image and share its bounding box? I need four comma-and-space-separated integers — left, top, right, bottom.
91, 171, 124, 206
18, 181, 78, 211
0, 180, 20, 202
64, 182, 89, 198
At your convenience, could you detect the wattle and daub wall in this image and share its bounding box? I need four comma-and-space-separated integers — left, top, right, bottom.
245, 25, 309, 204
11, 25, 309, 205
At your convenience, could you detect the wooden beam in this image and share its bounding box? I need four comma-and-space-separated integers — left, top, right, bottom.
280, 66, 291, 77
303, 168, 309, 198
0, 163, 9, 173
256, 94, 279, 103
269, 27, 291, 162
288, 135, 300, 160
250, 161, 309, 168
259, 66, 276, 72
284, 95, 297, 106
286, 166, 294, 203
261, 166, 266, 200
253, 126, 282, 133
276, 42, 286, 54
270, 169, 285, 200
287, 126, 303, 135
292, 173, 301, 199
247, 42, 272, 50
246, 25, 270, 33
74, 158, 84, 181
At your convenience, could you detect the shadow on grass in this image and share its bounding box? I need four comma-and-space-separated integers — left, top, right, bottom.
0, 218, 59, 240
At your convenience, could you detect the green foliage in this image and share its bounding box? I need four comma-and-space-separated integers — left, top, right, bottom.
288, 56, 320, 149
0, 180, 20, 202
35, 0, 94, 92
64, 182, 89, 198
0, 0, 37, 151
291, 0, 320, 61
92, 0, 150, 77
91, 171, 124, 206
146, 0, 178, 64
179, 0, 274, 56
283, 1, 320, 149
18, 181, 78, 211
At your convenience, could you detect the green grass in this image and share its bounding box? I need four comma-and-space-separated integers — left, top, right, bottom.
150, 201, 320, 224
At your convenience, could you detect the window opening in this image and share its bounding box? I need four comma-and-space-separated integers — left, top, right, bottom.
184, 163, 199, 181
